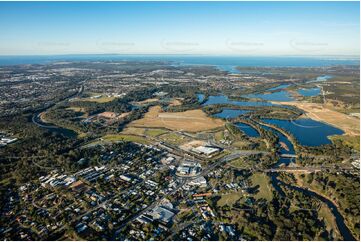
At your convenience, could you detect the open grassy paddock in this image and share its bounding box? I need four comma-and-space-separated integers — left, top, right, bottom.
217, 192, 244, 207
102, 134, 149, 144
251, 173, 273, 201
128, 106, 225, 132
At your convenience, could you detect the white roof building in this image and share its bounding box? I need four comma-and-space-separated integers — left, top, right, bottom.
192, 146, 220, 156
189, 176, 207, 187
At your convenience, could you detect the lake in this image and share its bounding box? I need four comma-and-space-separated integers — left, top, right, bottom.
297, 87, 321, 97
235, 123, 260, 137
262, 118, 344, 146
213, 109, 250, 119
245, 90, 294, 102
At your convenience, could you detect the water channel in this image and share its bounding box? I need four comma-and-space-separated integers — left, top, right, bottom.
204, 93, 355, 240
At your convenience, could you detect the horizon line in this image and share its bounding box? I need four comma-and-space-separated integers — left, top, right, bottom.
0, 53, 359, 59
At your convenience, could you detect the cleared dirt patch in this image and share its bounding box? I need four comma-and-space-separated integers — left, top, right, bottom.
169, 98, 182, 106
117, 112, 130, 119
134, 98, 159, 105
159, 132, 190, 145
128, 106, 225, 132
66, 107, 86, 113
75, 95, 116, 103
121, 127, 146, 136
273, 101, 360, 136
179, 140, 206, 151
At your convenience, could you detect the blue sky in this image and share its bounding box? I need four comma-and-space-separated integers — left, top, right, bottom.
0, 1, 359, 56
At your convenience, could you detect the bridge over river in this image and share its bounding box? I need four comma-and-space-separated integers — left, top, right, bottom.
264, 167, 322, 173
263, 166, 355, 173
280, 154, 297, 158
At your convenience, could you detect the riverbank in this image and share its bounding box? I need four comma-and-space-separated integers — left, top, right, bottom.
293, 173, 359, 240
272, 101, 359, 136
256, 119, 299, 152
32, 112, 79, 138
274, 174, 356, 241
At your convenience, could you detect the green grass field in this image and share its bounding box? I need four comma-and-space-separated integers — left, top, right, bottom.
330, 134, 360, 151
318, 204, 341, 239
251, 173, 273, 201
217, 192, 244, 207
75, 93, 116, 103
229, 158, 249, 169
144, 128, 168, 137
100, 134, 150, 144
158, 132, 189, 145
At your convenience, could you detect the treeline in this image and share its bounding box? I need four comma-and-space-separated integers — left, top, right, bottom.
0, 113, 147, 185
202, 104, 303, 120
297, 141, 354, 164
71, 85, 204, 115
298, 172, 360, 239
161, 85, 202, 112
117, 106, 149, 131
68, 99, 132, 115
213, 185, 333, 240
235, 119, 279, 153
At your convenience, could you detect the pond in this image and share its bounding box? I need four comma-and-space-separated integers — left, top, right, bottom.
213, 109, 250, 119
262, 118, 344, 146
297, 87, 321, 97
235, 123, 260, 137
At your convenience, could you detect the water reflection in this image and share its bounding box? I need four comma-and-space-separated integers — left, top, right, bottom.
235, 123, 260, 137
262, 118, 343, 146
297, 87, 321, 97
213, 109, 250, 119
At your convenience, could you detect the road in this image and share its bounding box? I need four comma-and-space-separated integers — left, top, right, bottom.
110, 149, 268, 237
192, 150, 270, 178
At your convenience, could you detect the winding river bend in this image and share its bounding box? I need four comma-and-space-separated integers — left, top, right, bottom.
272, 177, 356, 241
32, 112, 77, 138
262, 124, 356, 241
31, 85, 83, 138
204, 93, 356, 240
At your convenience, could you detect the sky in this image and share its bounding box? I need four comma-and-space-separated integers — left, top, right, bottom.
0, 1, 359, 56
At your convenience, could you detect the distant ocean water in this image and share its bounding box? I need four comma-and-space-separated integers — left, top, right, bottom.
0, 55, 359, 72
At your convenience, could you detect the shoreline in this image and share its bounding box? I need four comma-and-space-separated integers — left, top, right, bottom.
293, 175, 359, 240
271, 101, 360, 136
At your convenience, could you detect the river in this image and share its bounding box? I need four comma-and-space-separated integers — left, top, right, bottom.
207, 98, 355, 240
32, 112, 77, 138
262, 124, 356, 241
31, 85, 83, 138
